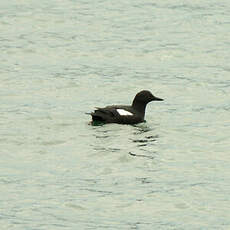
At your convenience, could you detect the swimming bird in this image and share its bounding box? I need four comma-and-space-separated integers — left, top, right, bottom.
89, 90, 163, 124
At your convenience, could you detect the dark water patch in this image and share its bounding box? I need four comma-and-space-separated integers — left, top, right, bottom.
131, 134, 159, 147
132, 135, 158, 143
94, 135, 109, 139
108, 147, 121, 152
80, 188, 116, 197
128, 152, 155, 160
148, 188, 176, 194
125, 221, 152, 230
90, 120, 106, 126
65, 203, 86, 211
93, 146, 121, 153
146, 135, 159, 139
55, 122, 74, 127
79, 178, 98, 185
136, 177, 152, 184
132, 139, 148, 147
132, 139, 149, 143
41, 140, 66, 146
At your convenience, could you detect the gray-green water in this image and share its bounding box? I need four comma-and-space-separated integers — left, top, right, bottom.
1, 0, 230, 229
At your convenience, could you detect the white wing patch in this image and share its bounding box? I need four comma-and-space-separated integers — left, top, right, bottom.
116, 109, 133, 116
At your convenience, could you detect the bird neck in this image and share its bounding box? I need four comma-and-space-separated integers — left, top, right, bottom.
132, 100, 147, 117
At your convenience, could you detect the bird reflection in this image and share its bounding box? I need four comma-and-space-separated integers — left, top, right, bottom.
132, 124, 159, 146
129, 124, 159, 159
90, 122, 160, 160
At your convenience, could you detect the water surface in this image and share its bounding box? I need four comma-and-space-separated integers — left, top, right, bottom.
1, 0, 230, 229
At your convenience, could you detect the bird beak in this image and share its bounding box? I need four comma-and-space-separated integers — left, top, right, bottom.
153, 96, 164, 101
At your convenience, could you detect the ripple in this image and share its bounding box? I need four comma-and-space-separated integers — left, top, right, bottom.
131, 135, 159, 147
41, 140, 66, 146
132, 124, 154, 135
128, 152, 155, 160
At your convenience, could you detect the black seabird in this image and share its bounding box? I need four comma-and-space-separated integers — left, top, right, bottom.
89, 90, 163, 125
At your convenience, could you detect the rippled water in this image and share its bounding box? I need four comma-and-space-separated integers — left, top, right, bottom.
1, 0, 230, 229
